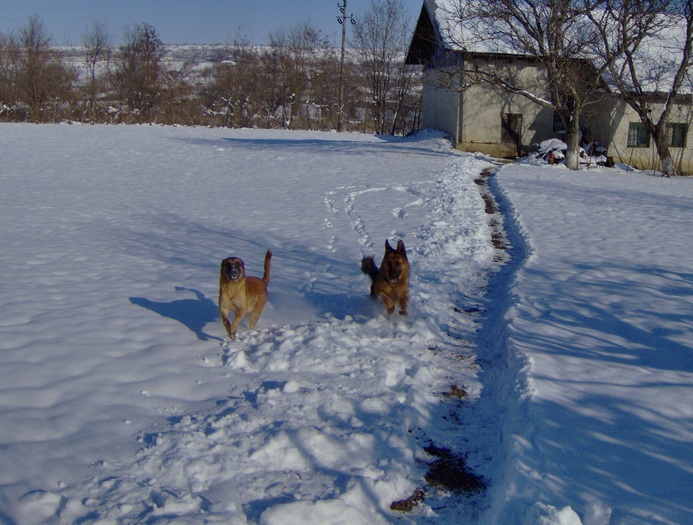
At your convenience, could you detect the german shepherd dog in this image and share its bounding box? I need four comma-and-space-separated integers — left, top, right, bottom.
219, 250, 272, 339
361, 240, 409, 316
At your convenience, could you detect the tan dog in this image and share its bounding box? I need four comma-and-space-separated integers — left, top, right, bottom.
361, 239, 409, 316
219, 250, 272, 339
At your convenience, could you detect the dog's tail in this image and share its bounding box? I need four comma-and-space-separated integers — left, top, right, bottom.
262, 250, 272, 285
360, 255, 378, 282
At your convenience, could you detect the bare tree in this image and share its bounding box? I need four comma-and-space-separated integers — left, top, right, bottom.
204, 41, 264, 128
287, 22, 334, 130
82, 20, 111, 121
266, 21, 332, 129
17, 15, 75, 121
591, 0, 693, 176
308, 46, 342, 130
19, 15, 53, 120
0, 31, 23, 117
114, 22, 163, 121
352, 0, 415, 135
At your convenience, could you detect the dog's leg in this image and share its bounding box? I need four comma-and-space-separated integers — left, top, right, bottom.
219, 305, 234, 338
380, 293, 396, 315
219, 303, 245, 340
399, 291, 408, 316
247, 301, 266, 330
227, 308, 246, 339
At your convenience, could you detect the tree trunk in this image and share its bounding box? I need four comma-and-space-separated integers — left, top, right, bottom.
654, 133, 676, 177
642, 117, 678, 177
564, 114, 581, 170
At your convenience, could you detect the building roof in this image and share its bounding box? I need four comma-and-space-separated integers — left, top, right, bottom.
406, 0, 518, 63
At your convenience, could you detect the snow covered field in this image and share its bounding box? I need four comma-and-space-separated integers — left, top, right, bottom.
0, 124, 690, 524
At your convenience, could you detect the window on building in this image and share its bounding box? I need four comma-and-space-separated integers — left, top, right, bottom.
627, 123, 650, 148
666, 123, 688, 148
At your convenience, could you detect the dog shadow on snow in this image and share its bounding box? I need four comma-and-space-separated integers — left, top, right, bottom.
129, 286, 222, 342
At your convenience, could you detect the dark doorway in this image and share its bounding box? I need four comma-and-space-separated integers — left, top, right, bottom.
501, 113, 523, 157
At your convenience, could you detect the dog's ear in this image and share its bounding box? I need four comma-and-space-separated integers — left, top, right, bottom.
385, 239, 394, 253
396, 240, 407, 258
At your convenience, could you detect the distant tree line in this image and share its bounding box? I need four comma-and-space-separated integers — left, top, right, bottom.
0, 0, 420, 135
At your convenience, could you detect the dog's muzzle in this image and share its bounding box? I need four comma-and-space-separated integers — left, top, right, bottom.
226, 266, 241, 281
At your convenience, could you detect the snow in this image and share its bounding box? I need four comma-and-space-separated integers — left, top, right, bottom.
483, 163, 693, 525
0, 123, 691, 525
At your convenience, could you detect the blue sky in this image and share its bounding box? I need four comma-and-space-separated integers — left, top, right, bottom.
0, 0, 423, 46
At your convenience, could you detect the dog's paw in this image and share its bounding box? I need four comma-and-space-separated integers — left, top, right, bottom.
387, 305, 396, 315
399, 309, 408, 316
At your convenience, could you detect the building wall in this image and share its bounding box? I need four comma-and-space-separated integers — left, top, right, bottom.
420, 70, 462, 142
421, 58, 558, 158
587, 97, 693, 175
421, 56, 693, 173
421, 81, 461, 142
458, 83, 555, 157
461, 58, 555, 157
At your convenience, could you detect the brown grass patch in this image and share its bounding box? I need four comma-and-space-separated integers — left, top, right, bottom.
442, 384, 468, 399
423, 445, 486, 493
390, 487, 426, 513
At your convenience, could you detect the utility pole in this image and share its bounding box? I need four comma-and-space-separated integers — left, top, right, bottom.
336, 0, 356, 132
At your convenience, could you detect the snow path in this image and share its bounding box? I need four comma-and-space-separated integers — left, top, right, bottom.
0, 125, 504, 524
